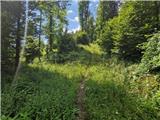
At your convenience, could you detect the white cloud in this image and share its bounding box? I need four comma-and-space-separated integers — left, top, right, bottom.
68, 18, 75, 22
63, 27, 66, 32
67, 10, 73, 14
93, 0, 98, 2
68, 16, 79, 23
74, 16, 79, 22
89, 3, 93, 7
96, 4, 98, 8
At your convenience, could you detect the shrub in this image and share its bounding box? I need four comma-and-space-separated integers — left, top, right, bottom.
98, 21, 114, 57
58, 33, 76, 53
24, 36, 43, 63
138, 32, 160, 74
99, 2, 159, 61
74, 31, 89, 45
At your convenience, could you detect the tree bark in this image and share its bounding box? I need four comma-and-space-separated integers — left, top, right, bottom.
38, 9, 42, 61
49, 15, 53, 51
155, 1, 159, 31
15, 17, 21, 70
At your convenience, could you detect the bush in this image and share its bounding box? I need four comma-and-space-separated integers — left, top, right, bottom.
74, 31, 89, 45
24, 36, 43, 63
98, 21, 114, 57
138, 32, 160, 74
58, 33, 76, 53
98, 1, 159, 61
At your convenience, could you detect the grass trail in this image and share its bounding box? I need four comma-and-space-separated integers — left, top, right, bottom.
2, 62, 160, 120
76, 79, 86, 120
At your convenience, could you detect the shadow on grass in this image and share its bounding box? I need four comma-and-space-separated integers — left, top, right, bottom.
1, 64, 79, 120
53, 48, 104, 66
85, 79, 159, 120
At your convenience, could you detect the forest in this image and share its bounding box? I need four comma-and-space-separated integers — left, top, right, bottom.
1, 0, 160, 120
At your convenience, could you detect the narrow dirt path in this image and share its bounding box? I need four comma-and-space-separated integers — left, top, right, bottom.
76, 78, 86, 120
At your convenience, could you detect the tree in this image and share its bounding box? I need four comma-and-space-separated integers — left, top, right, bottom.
39, 1, 69, 52
96, 1, 118, 39
24, 36, 43, 63
2, 1, 16, 77
88, 16, 95, 42
98, 20, 114, 57
74, 31, 89, 45
1, 1, 25, 72
26, 1, 47, 61
78, 1, 90, 32
15, 1, 25, 69
114, 1, 160, 61
1, 1, 26, 86
38, 9, 42, 61
138, 32, 160, 74
58, 33, 76, 54
99, 1, 160, 61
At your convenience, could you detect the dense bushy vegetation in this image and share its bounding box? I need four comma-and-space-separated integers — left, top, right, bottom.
85, 61, 160, 119
2, 63, 82, 119
74, 31, 89, 45
99, 1, 159, 61
138, 32, 160, 74
2, 61, 160, 119
24, 36, 44, 63
1, 1, 160, 120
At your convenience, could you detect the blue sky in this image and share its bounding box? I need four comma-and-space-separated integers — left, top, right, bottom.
66, 0, 99, 32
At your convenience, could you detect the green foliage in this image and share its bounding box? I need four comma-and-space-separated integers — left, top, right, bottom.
24, 36, 43, 63
78, 1, 90, 31
96, 1, 118, 39
40, 1, 69, 51
78, 43, 104, 64
46, 33, 77, 63
1, 1, 25, 86
74, 31, 89, 45
54, 43, 104, 64
2, 1, 160, 120
78, 1, 95, 42
2, 60, 160, 119
2, 63, 85, 120
98, 21, 114, 57
58, 33, 76, 53
84, 60, 160, 120
79, 43, 103, 56
87, 16, 96, 42
98, 1, 159, 61
137, 32, 160, 74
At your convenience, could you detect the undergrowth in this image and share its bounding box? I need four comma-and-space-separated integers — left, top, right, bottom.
2, 59, 160, 120
2, 63, 86, 120
84, 59, 160, 120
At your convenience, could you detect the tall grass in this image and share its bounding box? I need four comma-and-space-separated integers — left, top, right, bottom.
2, 59, 160, 120
84, 59, 160, 120
2, 63, 86, 120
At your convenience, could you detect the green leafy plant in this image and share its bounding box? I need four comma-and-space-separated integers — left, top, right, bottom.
138, 32, 160, 74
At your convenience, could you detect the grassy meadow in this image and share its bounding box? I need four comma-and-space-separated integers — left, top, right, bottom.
1, 1, 160, 119
2, 59, 160, 120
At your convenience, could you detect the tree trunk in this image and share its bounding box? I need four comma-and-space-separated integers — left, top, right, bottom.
49, 15, 53, 51
15, 17, 21, 70
38, 9, 42, 61
155, 1, 159, 31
